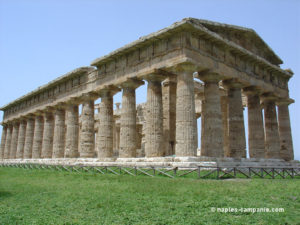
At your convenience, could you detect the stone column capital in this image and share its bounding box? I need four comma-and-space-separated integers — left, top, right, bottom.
18, 116, 29, 123
11, 119, 20, 126
33, 110, 45, 116
66, 97, 82, 106
79, 92, 99, 101
242, 86, 262, 96
222, 78, 246, 89
52, 102, 69, 110
260, 93, 278, 104
0, 122, 8, 128
97, 85, 121, 97
24, 113, 35, 120
143, 73, 166, 82
197, 72, 223, 83
143, 69, 175, 83
172, 62, 198, 73
43, 106, 56, 114
162, 76, 177, 87
276, 98, 294, 106
119, 78, 144, 90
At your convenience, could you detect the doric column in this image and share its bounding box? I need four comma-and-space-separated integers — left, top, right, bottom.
145, 74, 165, 157
277, 99, 294, 161
115, 125, 120, 152
4, 124, 13, 159
4, 124, 12, 159
198, 73, 223, 157
162, 77, 177, 156
16, 119, 26, 158
262, 94, 280, 159
52, 107, 66, 158
10, 121, 20, 159
65, 103, 80, 158
23, 117, 35, 159
119, 79, 144, 158
175, 65, 197, 157
41, 110, 54, 158
97, 86, 120, 158
32, 114, 44, 159
244, 87, 265, 158
0, 124, 7, 159
220, 95, 229, 156
79, 93, 97, 158
223, 79, 246, 158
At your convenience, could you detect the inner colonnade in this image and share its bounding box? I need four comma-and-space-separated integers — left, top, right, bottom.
0, 18, 295, 165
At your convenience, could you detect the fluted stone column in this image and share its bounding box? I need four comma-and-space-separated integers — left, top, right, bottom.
0, 125, 7, 159
262, 95, 280, 159
145, 75, 165, 157
223, 79, 246, 158
244, 87, 265, 158
65, 104, 79, 158
10, 121, 20, 159
277, 100, 294, 161
41, 111, 54, 158
16, 120, 26, 158
220, 95, 229, 156
32, 115, 44, 159
115, 125, 120, 152
198, 73, 224, 157
162, 77, 177, 156
52, 108, 66, 158
97, 87, 120, 158
79, 93, 97, 158
23, 117, 35, 158
175, 66, 197, 157
119, 79, 144, 158
4, 125, 12, 159
4, 125, 13, 159
113, 116, 120, 154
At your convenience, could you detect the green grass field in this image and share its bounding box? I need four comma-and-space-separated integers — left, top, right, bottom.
0, 167, 299, 225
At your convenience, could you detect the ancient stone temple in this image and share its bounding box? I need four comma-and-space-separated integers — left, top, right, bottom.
0, 18, 296, 167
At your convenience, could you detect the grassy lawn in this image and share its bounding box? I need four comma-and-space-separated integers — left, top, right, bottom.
0, 167, 299, 224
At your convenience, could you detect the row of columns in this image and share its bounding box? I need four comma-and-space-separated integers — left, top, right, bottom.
198, 74, 294, 161
0, 69, 294, 161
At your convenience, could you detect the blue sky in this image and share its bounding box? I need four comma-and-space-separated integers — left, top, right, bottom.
0, 0, 299, 159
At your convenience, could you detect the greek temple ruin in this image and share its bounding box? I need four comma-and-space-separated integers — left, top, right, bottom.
0, 18, 297, 167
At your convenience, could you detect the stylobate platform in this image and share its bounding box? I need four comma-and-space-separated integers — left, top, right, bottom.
1, 157, 299, 168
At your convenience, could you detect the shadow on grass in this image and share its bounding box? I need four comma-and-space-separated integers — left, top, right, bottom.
0, 191, 12, 199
